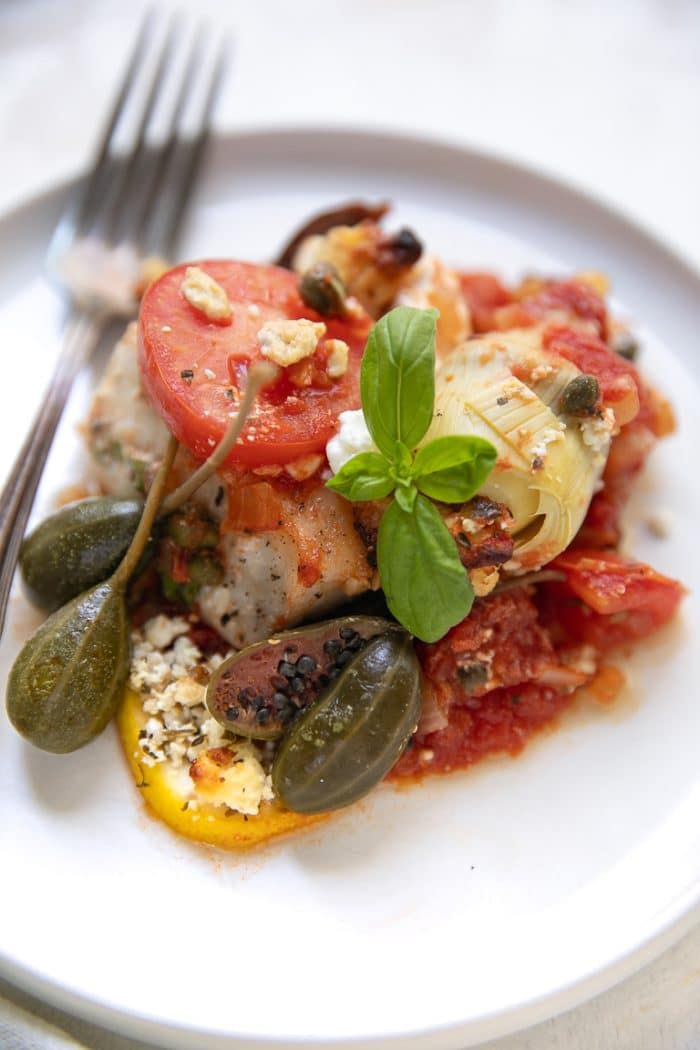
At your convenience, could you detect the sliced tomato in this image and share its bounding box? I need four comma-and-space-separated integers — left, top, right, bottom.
458, 272, 514, 332
542, 325, 641, 426
460, 276, 608, 337
138, 260, 372, 467
542, 549, 685, 650
526, 279, 607, 337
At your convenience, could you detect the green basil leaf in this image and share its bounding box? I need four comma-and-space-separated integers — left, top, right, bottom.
360, 307, 438, 458
393, 483, 417, 513
377, 494, 474, 642
326, 453, 396, 501
413, 435, 497, 504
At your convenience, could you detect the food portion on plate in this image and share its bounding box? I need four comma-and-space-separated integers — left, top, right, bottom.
5, 202, 685, 849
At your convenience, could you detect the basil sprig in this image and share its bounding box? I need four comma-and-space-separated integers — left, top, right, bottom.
326, 307, 497, 642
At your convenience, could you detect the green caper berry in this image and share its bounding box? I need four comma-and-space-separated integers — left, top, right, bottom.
612, 331, 639, 361
299, 263, 347, 317
560, 374, 600, 416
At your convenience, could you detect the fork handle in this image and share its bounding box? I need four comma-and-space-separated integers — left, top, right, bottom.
0, 313, 104, 639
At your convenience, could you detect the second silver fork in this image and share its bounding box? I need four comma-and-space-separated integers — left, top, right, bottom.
0, 12, 228, 639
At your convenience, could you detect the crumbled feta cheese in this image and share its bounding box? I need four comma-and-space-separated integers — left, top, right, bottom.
128, 618, 276, 815
143, 614, 190, 650
285, 453, 324, 481
579, 407, 614, 461
530, 363, 555, 383
189, 743, 274, 816
528, 424, 566, 465
181, 266, 232, 323
257, 318, 326, 368
326, 409, 376, 475
326, 339, 349, 379
460, 516, 480, 535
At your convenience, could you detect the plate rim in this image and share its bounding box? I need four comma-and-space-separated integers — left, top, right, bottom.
2, 123, 700, 1049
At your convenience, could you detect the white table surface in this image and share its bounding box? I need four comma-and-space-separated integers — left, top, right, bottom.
1, 1, 699, 1048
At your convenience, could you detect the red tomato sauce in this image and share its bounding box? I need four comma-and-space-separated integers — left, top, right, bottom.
391, 681, 573, 780
390, 590, 580, 781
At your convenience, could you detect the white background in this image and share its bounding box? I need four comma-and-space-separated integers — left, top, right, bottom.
1, 1, 699, 1048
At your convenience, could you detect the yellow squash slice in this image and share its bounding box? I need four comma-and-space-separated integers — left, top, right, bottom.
117, 688, 326, 850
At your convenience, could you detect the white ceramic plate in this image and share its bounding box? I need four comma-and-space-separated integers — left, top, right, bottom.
1, 129, 699, 1050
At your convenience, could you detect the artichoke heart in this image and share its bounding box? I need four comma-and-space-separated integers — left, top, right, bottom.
424, 329, 612, 571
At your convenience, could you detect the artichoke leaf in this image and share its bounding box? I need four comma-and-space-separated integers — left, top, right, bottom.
424, 332, 611, 570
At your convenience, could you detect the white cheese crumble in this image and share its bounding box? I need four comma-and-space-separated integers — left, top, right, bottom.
529, 424, 566, 466
142, 613, 190, 650
189, 744, 274, 816
579, 407, 615, 462
181, 266, 232, 323
129, 615, 274, 816
325, 338, 349, 379
257, 318, 326, 368
326, 409, 376, 475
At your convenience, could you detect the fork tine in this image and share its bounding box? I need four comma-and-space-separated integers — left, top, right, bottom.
100, 15, 181, 245
46, 9, 156, 268
130, 26, 208, 247
75, 7, 157, 235
146, 35, 229, 259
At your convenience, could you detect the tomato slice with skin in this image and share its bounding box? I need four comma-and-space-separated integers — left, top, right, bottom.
138, 260, 372, 468
543, 324, 641, 425
552, 549, 684, 615
543, 549, 685, 650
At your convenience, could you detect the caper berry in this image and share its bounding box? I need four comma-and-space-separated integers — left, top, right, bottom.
19, 498, 143, 612
299, 263, 347, 317
6, 580, 131, 753
271, 631, 422, 814
206, 615, 399, 740
560, 373, 600, 416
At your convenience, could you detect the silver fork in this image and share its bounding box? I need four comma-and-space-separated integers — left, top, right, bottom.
0, 12, 228, 638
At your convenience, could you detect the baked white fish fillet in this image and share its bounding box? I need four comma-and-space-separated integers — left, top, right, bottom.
85, 325, 375, 648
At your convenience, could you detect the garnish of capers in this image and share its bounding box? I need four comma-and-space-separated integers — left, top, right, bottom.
560, 373, 600, 416
299, 262, 347, 317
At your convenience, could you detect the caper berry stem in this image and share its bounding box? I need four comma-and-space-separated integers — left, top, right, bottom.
113, 435, 178, 587
160, 362, 278, 516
